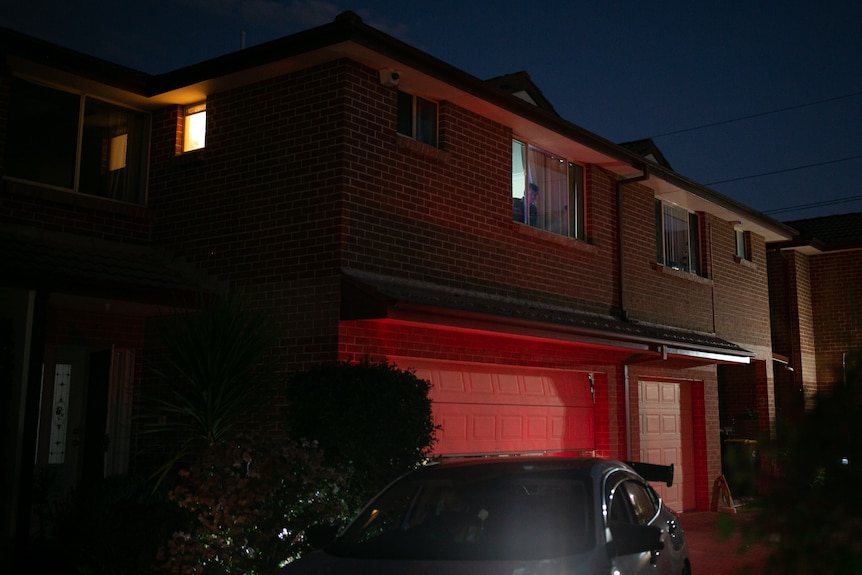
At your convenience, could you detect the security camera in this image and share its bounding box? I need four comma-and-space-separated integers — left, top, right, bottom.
379, 69, 400, 87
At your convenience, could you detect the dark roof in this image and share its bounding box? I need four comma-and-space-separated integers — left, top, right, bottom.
619, 139, 674, 170
1, 225, 218, 302
783, 212, 862, 247
484, 71, 559, 116
342, 268, 752, 360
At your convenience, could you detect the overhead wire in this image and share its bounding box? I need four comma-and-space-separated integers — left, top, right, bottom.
644, 89, 862, 215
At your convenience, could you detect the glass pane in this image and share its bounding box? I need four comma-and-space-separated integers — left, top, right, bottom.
184, 107, 206, 151
396, 91, 413, 137
512, 140, 528, 223
5, 78, 79, 189
79, 98, 148, 204
663, 204, 690, 271
569, 163, 585, 240
528, 146, 568, 234
415, 97, 437, 146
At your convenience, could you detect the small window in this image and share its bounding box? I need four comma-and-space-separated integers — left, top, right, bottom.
397, 91, 438, 147
512, 139, 586, 240
735, 229, 751, 261
655, 199, 702, 275
183, 102, 206, 152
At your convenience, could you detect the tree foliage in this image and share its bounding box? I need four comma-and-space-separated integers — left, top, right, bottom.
756, 361, 862, 574
139, 294, 278, 485
285, 358, 438, 511
158, 431, 349, 575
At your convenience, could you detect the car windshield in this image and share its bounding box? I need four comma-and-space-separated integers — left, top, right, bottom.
327, 466, 594, 561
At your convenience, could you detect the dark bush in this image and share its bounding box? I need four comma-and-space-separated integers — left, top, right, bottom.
756, 363, 862, 574
286, 358, 438, 512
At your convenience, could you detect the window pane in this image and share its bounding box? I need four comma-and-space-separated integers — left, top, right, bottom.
5, 78, 79, 189
663, 204, 690, 271
569, 163, 585, 240
512, 140, 528, 223
528, 146, 568, 234
415, 97, 437, 146
655, 200, 664, 264
184, 103, 206, 152
689, 212, 701, 274
396, 91, 413, 137
79, 97, 148, 204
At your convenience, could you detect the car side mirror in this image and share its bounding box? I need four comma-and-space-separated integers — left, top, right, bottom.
305, 523, 341, 549
607, 522, 664, 557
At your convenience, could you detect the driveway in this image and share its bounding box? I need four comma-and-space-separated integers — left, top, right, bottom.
682, 511, 771, 574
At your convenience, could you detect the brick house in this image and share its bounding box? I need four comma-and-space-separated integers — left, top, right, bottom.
0, 11, 796, 553
767, 212, 862, 426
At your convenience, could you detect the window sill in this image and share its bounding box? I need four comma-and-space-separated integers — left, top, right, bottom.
651, 262, 713, 285
174, 149, 208, 163
512, 222, 596, 252
396, 134, 448, 162
734, 255, 757, 269
2, 178, 150, 219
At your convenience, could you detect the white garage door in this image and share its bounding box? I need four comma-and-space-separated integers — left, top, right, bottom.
639, 380, 693, 512
398, 359, 595, 456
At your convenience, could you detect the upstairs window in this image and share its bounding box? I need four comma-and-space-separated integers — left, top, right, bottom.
512, 139, 585, 240
183, 102, 206, 152
5, 77, 150, 205
735, 228, 751, 261
397, 91, 438, 147
655, 200, 701, 275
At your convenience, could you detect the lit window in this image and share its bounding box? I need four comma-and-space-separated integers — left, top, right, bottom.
397, 91, 437, 146
511, 139, 586, 240
655, 199, 702, 275
4, 78, 150, 205
184, 102, 206, 152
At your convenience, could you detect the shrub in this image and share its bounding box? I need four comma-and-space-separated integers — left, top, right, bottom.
157, 431, 349, 575
286, 358, 438, 512
756, 363, 862, 574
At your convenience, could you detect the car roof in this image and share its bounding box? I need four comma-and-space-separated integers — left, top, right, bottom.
410, 456, 634, 482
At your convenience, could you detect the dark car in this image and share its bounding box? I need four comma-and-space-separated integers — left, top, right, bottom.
278, 456, 690, 575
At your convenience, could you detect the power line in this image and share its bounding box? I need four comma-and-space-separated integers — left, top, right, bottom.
705, 154, 862, 186
763, 194, 862, 216
649, 89, 862, 139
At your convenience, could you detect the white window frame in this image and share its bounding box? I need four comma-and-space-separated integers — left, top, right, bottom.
655, 199, 702, 275
512, 139, 586, 240
397, 91, 438, 147
183, 102, 207, 152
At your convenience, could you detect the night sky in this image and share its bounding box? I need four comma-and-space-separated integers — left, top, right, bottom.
3, 0, 861, 221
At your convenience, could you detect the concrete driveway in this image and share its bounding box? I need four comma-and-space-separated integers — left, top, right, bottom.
681, 511, 771, 575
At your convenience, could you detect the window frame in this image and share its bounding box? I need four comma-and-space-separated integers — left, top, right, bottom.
4, 77, 150, 206
397, 90, 438, 147
183, 102, 207, 152
655, 199, 702, 275
512, 138, 586, 241
734, 228, 751, 261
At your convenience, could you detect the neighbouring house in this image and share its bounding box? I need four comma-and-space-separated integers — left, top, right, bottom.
1, 11, 797, 559
767, 212, 862, 427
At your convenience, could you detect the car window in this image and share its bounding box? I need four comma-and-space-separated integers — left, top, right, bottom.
329, 469, 594, 560
609, 479, 659, 526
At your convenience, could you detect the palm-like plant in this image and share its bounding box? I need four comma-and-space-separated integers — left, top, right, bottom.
140, 294, 278, 486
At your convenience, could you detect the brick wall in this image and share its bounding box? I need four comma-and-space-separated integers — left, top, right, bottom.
810, 249, 862, 389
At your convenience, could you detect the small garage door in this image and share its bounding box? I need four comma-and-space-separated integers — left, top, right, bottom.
639, 380, 694, 512
397, 359, 595, 456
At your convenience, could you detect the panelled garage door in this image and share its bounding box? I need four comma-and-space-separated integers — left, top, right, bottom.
639, 380, 694, 512
397, 359, 595, 456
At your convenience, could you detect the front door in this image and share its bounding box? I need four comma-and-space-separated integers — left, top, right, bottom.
32, 346, 111, 533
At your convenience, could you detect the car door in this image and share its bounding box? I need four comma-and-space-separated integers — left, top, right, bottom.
606, 472, 672, 575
